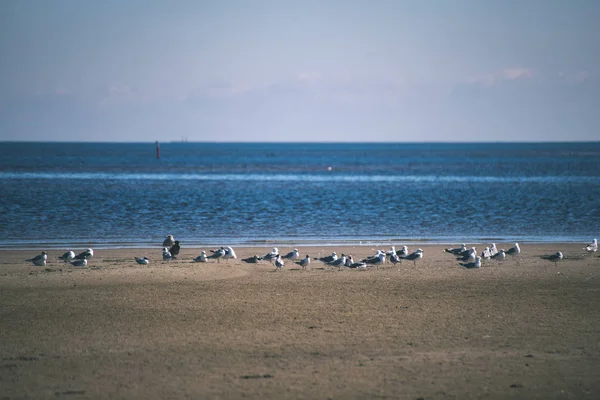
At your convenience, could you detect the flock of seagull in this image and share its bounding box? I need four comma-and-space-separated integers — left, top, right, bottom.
24, 236, 599, 270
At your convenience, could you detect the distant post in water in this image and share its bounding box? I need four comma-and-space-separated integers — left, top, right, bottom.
156, 141, 160, 159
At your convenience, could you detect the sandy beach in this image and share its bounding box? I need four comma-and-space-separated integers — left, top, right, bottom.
1, 243, 599, 399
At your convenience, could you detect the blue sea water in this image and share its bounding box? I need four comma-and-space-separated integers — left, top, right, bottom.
1, 142, 599, 249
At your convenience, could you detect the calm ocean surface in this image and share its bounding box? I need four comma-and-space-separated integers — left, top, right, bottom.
1, 142, 599, 249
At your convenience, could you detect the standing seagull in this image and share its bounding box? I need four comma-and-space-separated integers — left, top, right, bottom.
584, 239, 598, 255
135, 256, 150, 265
365, 252, 386, 270
404, 249, 424, 266
74, 248, 94, 260
274, 254, 284, 271
223, 246, 237, 262
58, 251, 75, 262
208, 247, 225, 263
194, 251, 208, 263
282, 248, 301, 260
26, 252, 47, 266
262, 248, 279, 264
296, 255, 310, 270
489, 243, 498, 256
162, 235, 175, 248
389, 252, 401, 266
162, 247, 172, 261
541, 251, 563, 267
460, 256, 482, 269
328, 254, 347, 270
169, 241, 181, 259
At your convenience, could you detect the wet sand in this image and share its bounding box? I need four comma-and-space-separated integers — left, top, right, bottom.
1, 243, 599, 399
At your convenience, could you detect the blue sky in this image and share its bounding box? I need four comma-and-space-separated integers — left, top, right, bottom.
1, 0, 599, 142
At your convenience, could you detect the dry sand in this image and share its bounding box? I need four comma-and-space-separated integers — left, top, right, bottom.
1, 243, 599, 399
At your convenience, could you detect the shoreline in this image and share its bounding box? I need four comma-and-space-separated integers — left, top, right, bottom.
0, 237, 595, 251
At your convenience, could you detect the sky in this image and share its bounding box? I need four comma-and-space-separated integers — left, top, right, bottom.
0, 0, 599, 142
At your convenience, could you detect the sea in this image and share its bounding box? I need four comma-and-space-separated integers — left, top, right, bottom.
1, 142, 599, 249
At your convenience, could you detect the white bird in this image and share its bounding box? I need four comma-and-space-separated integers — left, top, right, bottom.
26, 251, 47, 266
489, 243, 498, 256
318, 251, 337, 264
389, 252, 401, 266
282, 248, 301, 260
456, 247, 476, 262
194, 250, 207, 262
296, 255, 310, 270
584, 239, 598, 254
491, 249, 506, 262
74, 248, 94, 260
444, 244, 466, 255
506, 243, 521, 256
223, 246, 237, 262
162, 235, 175, 248
208, 247, 226, 263
135, 256, 150, 265
328, 254, 347, 270
460, 256, 482, 269
396, 246, 409, 258
541, 251, 563, 266
262, 247, 279, 264
58, 251, 75, 262
386, 246, 396, 257
70, 258, 87, 267
162, 247, 172, 261
274, 254, 284, 271
365, 252, 386, 269
481, 247, 491, 260
404, 249, 424, 266
344, 255, 367, 269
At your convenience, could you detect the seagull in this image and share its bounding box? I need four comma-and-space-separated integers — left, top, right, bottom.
58, 251, 75, 262
456, 247, 477, 262
208, 247, 225, 262
135, 256, 150, 265
491, 249, 506, 262
70, 258, 87, 267
242, 255, 262, 263
162, 247, 172, 261
282, 248, 301, 260
26, 251, 47, 266
194, 251, 207, 262
365, 252, 386, 269
481, 247, 492, 260
506, 243, 521, 256
489, 243, 498, 256
386, 246, 396, 257
262, 248, 279, 264
541, 251, 563, 266
460, 256, 482, 269
274, 254, 284, 271
169, 241, 181, 259
361, 250, 384, 264
296, 255, 310, 270
404, 249, 424, 266
74, 248, 94, 260
317, 251, 337, 264
223, 246, 237, 262
344, 255, 367, 269
389, 252, 401, 266
444, 244, 466, 255
396, 246, 409, 258
584, 239, 598, 254
328, 254, 347, 270
162, 235, 175, 248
